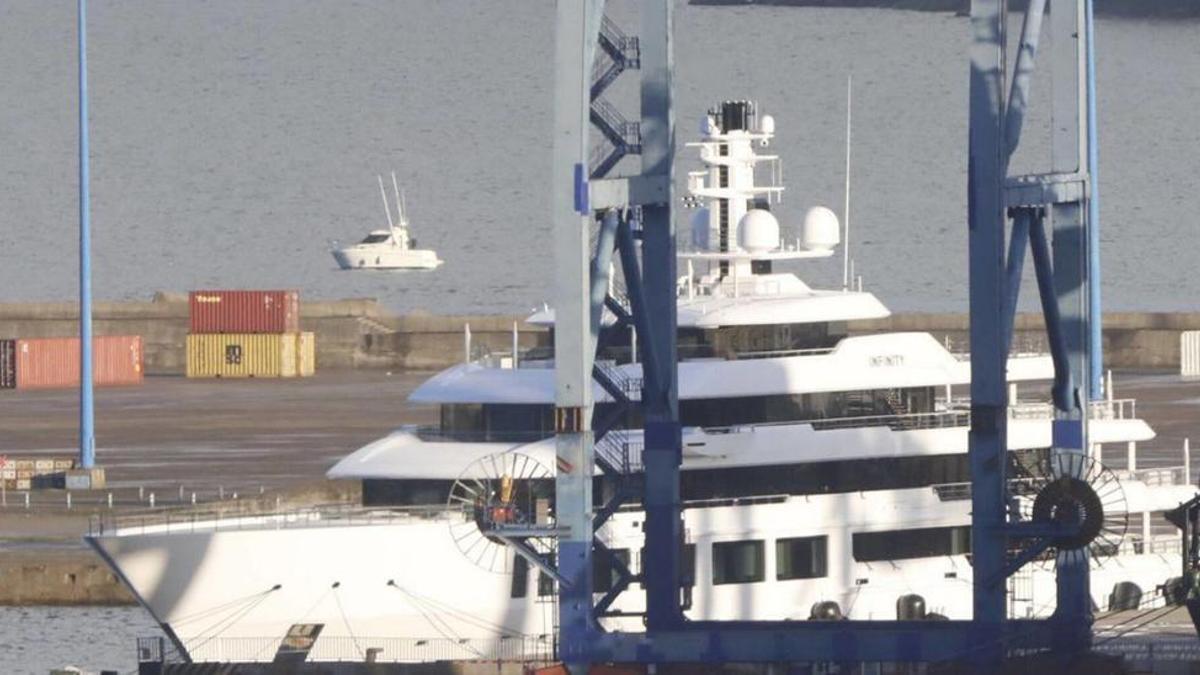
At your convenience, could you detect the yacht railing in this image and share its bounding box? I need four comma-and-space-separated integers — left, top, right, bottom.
685, 277, 785, 300
933, 464, 1190, 504
172, 634, 556, 665
474, 348, 554, 369
730, 346, 836, 360
410, 397, 1140, 448
409, 426, 550, 444
89, 502, 452, 537
948, 398, 1136, 421
1121, 534, 1183, 557
1115, 465, 1189, 487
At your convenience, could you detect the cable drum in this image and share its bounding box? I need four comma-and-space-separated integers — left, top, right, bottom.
446, 452, 555, 574
1011, 452, 1129, 567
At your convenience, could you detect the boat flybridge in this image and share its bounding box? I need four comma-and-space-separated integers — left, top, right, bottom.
88, 101, 1195, 665
331, 172, 442, 270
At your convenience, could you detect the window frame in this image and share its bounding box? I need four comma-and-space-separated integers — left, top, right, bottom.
711, 539, 766, 586
775, 535, 829, 581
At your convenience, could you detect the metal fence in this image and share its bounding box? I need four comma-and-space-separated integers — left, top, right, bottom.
1183, 331, 1200, 377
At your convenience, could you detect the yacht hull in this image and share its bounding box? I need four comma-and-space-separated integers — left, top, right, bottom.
90, 485, 1192, 664
332, 247, 442, 270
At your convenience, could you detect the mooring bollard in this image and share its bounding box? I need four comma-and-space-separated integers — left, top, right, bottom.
149, 492, 155, 508
107, 493, 113, 509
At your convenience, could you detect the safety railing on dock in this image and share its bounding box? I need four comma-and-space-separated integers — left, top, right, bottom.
89, 502, 451, 537
170, 634, 556, 664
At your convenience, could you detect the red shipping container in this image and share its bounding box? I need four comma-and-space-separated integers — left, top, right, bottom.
188, 290, 300, 334
14, 336, 144, 390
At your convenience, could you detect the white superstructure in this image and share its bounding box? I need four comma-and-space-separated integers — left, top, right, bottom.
90, 102, 1195, 665
331, 172, 442, 270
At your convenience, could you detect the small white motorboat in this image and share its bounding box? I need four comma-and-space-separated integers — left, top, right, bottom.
331, 172, 442, 270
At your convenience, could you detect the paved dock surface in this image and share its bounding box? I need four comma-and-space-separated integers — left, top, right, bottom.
0, 370, 434, 492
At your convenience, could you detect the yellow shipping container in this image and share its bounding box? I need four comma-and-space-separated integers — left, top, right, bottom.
186, 334, 299, 378
296, 332, 315, 377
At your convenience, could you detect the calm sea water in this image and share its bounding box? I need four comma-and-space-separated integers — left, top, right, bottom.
0, 1, 1196, 315
0, 605, 162, 674
0, 2, 1196, 669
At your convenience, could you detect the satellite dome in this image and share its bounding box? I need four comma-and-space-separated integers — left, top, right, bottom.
760, 114, 776, 135
801, 206, 841, 252
690, 208, 711, 250
737, 209, 780, 254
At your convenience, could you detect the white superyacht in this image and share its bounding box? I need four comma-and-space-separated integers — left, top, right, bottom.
90, 104, 1194, 665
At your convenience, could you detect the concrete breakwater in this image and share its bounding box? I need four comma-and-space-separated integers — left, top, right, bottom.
0, 294, 550, 375
0, 295, 1195, 373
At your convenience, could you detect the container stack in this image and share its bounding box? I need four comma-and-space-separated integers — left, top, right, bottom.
0, 336, 143, 390
185, 290, 315, 378
0, 457, 75, 491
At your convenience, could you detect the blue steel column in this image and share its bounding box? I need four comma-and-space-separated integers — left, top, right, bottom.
966, 0, 1008, 663
1085, 0, 1103, 399
636, 0, 681, 631
1048, 0, 1092, 650
551, 2, 606, 671
78, 0, 96, 470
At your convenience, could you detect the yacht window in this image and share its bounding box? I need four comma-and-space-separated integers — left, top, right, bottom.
438, 403, 553, 441
511, 555, 529, 598
440, 404, 483, 434
852, 526, 971, 562
483, 403, 554, 436
678, 453, 970, 500
593, 548, 631, 594
637, 543, 696, 588
681, 543, 696, 587
712, 540, 765, 585
360, 233, 391, 244
679, 387, 938, 428
776, 536, 828, 580
538, 553, 557, 597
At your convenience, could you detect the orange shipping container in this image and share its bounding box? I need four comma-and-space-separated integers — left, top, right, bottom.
14, 336, 144, 390
189, 290, 300, 334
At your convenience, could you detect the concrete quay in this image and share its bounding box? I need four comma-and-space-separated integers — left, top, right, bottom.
1, 296, 1197, 373
0, 295, 550, 374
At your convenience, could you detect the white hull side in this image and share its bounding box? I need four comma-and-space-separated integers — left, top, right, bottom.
90, 486, 1192, 663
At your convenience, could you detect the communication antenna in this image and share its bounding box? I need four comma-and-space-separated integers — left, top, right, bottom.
391, 171, 406, 225
842, 74, 853, 291
377, 174, 395, 229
